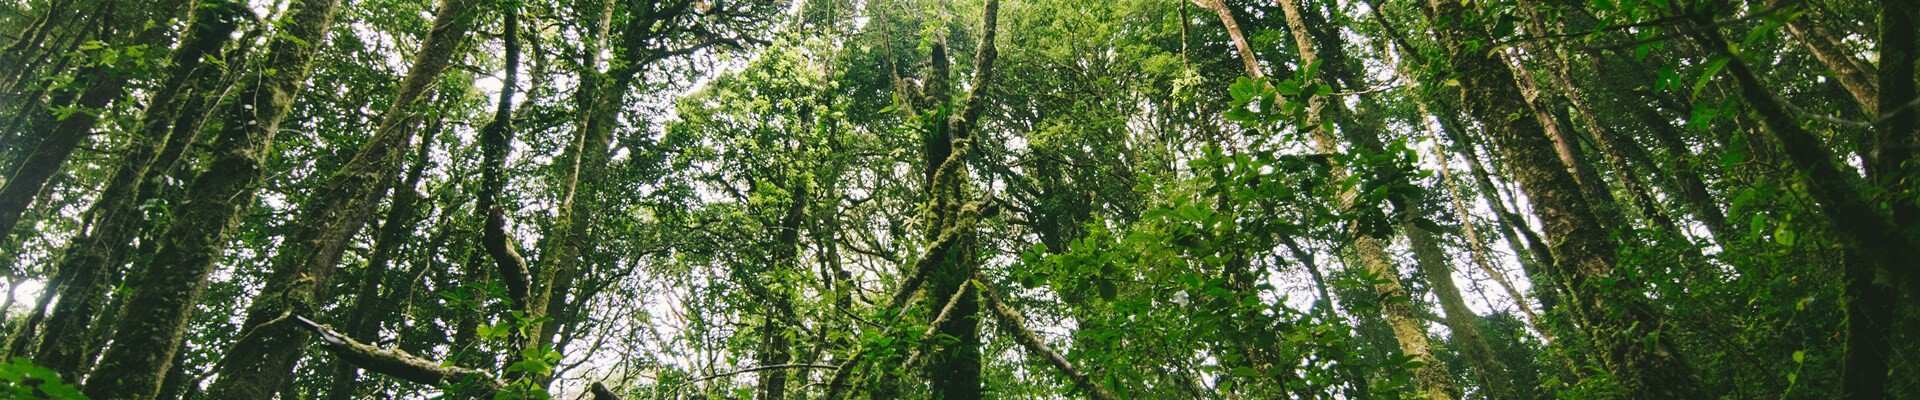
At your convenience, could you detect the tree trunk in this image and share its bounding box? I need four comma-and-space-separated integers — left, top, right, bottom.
1871, 0, 1917, 232
82, 0, 346, 396
31, 0, 243, 380
1426, 0, 1706, 397
1682, 8, 1913, 399
757, 174, 806, 400
325, 115, 437, 400
1426, 131, 1550, 342
1278, 1, 1457, 396
199, 0, 474, 396
0, 0, 194, 239
1772, 0, 1879, 114
1187, 0, 1260, 78
919, 3, 998, 398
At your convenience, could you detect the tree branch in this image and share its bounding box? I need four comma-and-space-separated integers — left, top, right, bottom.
293, 315, 504, 392
975, 279, 1122, 400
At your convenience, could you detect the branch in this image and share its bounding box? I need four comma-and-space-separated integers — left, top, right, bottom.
293, 315, 504, 391
1191, 0, 1262, 78
823, 199, 991, 398
901, 280, 974, 367
975, 279, 1122, 400
681, 363, 839, 386
948, 0, 1001, 140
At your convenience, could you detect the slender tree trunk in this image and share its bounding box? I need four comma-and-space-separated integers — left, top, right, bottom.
1631, 100, 1733, 244
1505, 52, 1628, 231
757, 174, 806, 400
1770, 0, 1879, 114
1278, 2, 1457, 396
521, 0, 619, 388
1426, 0, 1706, 397
83, 0, 345, 395
200, 0, 474, 396
1187, 0, 1259, 78
1426, 132, 1550, 342
324, 116, 437, 400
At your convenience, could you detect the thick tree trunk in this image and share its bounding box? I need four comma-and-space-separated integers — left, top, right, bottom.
1871, 0, 1917, 232
199, 0, 474, 397
1505, 53, 1629, 232
0, 0, 193, 239
1682, 8, 1913, 399
917, 3, 998, 399
82, 0, 345, 396
31, 0, 243, 380
1426, 0, 1706, 397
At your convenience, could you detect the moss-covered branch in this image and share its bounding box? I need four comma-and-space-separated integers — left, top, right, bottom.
293, 315, 504, 392
975, 279, 1121, 400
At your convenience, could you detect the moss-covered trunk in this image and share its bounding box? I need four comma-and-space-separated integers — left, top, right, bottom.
1279, 1, 1461, 396
0, 0, 193, 239
324, 117, 437, 400
29, 0, 243, 380
82, 0, 345, 396
200, 0, 475, 397
1426, 0, 1706, 397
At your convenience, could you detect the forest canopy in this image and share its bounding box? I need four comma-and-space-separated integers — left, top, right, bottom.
0, 0, 1915, 398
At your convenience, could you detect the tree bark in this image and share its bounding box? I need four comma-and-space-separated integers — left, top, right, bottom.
1278, 2, 1458, 397
30, 0, 244, 380
324, 115, 438, 400
1871, 0, 1917, 232
1682, 7, 1913, 399
199, 0, 475, 396
83, 0, 345, 396
911, 2, 999, 399
0, 0, 194, 239
1188, 0, 1260, 78
1426, 0, 1706, 397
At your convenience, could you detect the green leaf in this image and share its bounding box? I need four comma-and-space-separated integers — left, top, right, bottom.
1692, 56, 1730, 99
1792, 350, 1805, 363
1229, 366, 1261, 377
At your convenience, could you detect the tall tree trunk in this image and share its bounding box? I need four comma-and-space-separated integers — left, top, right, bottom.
1871, 0, 1917, 232
1425, 130, 1550, 342
1504, 52, 1629, 231
1425, 0, 1706, 397
1278, 2, 1458, 396
918, 3, 998, 398
1771, 0, 1879, 114
324, 116, 437, 400
523, 2, 620, 389
83, 0, 345, 396
201, 0, 475, 396
1187, 0, 1260, 78
0, 0, 193, 238
1681, 6, 1913, 399
30, 0, 244, 380
756, 174, 806, 400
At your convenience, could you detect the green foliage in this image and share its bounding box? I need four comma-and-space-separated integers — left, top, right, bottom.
0, 358, 84, 400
